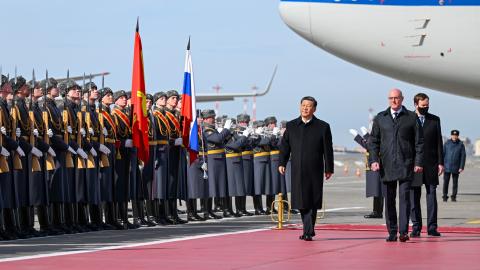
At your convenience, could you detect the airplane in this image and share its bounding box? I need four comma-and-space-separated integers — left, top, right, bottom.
195, 65, 277, 103
278, 0, 480, 99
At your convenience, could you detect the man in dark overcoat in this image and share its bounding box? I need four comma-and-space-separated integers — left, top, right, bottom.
279, 96, 334, 241
410, 93, 443, 237
368, 88, 424, 242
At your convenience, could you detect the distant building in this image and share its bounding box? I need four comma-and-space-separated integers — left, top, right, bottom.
475, 139, 480, 157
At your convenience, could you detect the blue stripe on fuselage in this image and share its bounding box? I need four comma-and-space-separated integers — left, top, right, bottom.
280, 0, 480, 6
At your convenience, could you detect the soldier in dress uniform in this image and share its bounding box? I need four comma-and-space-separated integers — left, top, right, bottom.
164, 90, 187, 224
236, 114, 255, 216
151, 91, 172, 225
186, 114, 209, 221
10, 76, 40, 238
252, 120, 270, 215
28, 79, 59, 236
139, 94, 157, 227
99, 87, 124, 230
0, 75, 21, 240
225, 119, 253, 217
264, 116, 282, 215
112, 90, 136, 229
41, 77, 75, 234
202, 109, 232, 218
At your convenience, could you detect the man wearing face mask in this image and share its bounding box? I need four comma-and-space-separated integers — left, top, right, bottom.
410, 93, 443, 238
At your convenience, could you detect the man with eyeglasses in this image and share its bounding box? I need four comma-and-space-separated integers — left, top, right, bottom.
368, 88, 424, 242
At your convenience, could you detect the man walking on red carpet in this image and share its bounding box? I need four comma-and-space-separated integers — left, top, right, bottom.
279, 96, 334, 241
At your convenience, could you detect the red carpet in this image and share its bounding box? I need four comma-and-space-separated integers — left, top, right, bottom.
1, 224, 479, 270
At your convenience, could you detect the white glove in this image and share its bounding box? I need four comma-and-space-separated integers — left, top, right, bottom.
88, 127, 94, 136
99, 144, 111, 155
272, 127, 281, 136
125, 139, 133, 148
33, 129, 39, 137
0, 127, 6, 136
103, 127, 108, 137
16, 128, 21, 138
201, 162, 208, 172
80, 128, 86, 137
31, 147, 43, 158
47, 129, 54, 138
67, 126, 73, 134
67, 146, 77, 155
47, 147, 56, 157
242, 128, 250, 137
16, 147, 25, 157
217, 128, 224, 133
360, 126, 369, 136
223, 119, 232, 130
0, 147, 10, 157
349, 129, 358, 137
174, 138, 183, 146
90, 148, 98, 157
255, 127, 263, 135
76, 148, 88, 159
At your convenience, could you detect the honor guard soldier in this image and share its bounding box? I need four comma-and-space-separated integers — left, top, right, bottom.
264, 116, 282, 215
139, 94, 157, 227
236, 114, 255, 216
152, 91, 172, 224
164, 90, 187, 224
225, 119, 252, 217
10, 76, 39, 238
186, 114, 209, 221
252, 120, 270, 215
112, 90, 136, 229
42, 77, 76, 234
99, 87, 123, 230
0, 75, 22, 240
28, 79, 58, 236
202, 109, 231, 218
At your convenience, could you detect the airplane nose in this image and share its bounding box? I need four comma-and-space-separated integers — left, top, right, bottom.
278, 2, 313, 43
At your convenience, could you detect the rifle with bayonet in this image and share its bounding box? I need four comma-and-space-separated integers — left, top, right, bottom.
11, 67, 22, 170
29, 70, 41, 172
43, 70, 56, 171
99, 74, 109, 168
84, 74, 95, 168
77, 74, 86, 169
63, 70, 74, 168
0, 67, 9, 173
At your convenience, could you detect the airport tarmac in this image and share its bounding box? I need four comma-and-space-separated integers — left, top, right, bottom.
0, 153, 478, 269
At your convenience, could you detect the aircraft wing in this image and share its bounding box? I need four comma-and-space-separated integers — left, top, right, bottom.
56, 72, 110, 83
196, 66, 277, 103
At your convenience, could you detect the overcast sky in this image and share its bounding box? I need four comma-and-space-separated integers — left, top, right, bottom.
1, 0, 479, 148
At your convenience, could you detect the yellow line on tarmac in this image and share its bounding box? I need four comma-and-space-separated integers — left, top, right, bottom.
467, 219, 480, 224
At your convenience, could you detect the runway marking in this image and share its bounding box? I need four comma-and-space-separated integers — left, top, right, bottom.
0, 228, 270, 263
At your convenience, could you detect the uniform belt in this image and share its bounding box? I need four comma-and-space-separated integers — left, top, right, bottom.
198, 151, 207, 156
226, 153, 242, 158
90, 137, 98, 142
207, 149, 225, 155
149, 141, 158, 146
254, 151, 270, 158
241, 151, 253, 156
270, 150, 280, 155
105, 138, 116, 144
21, 136, 29, 141
158, 140, 168, 145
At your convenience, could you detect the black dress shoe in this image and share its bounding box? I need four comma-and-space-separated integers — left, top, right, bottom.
229, 211, 242, 218
223, 212, 233, 218
240, 210, 254, 216
399, 233, 410, 242
451, 197, 457, 202
386, 234, 398, 242
173, 217, 188, 224
303, 235, 313, 241
192, 213, 206, 221
364, 212, 383, 219
254, 209, 266, 215
410, 230, 421, 238
290, 209, 299, 214
428, 230, 441, 237
208, 212, 222, 219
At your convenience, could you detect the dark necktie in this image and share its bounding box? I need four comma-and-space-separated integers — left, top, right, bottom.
393, 112, 398, 122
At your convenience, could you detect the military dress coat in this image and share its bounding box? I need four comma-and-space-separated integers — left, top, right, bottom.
279, 116, 334, 210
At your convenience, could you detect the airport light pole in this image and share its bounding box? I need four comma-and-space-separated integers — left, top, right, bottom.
213, 84, 221, 115
252, 85, 257, 121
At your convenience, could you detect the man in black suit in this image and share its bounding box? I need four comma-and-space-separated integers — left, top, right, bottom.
279, 96, 334, 241
410, 93, 443, 237
368, 88, 424, 242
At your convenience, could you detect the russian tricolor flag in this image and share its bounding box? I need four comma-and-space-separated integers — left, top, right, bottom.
181, 38, 199, 163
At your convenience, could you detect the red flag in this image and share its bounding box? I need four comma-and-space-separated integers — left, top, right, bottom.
131, 18, 149, 163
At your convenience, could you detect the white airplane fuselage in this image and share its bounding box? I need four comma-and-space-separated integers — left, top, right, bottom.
279, 0, 480, 98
